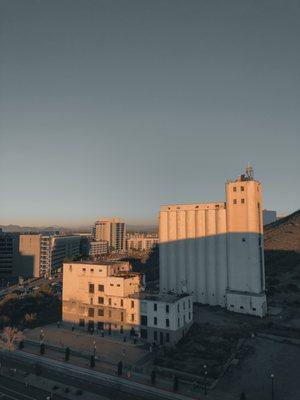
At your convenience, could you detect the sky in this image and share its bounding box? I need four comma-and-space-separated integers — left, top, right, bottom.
0, 0, 299, 226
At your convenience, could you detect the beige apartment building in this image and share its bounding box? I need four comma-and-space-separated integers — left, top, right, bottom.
19, 234, 81, 277
62, 261, 193, 345
159, 167, 267, 317
93, 217, 126, 251
126, 234, 159, 252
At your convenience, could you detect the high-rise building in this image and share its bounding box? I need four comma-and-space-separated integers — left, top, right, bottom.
159, 167, 267, 317
19, 234, 81, 277
93, 217, 126, 251
89, 240, 108, 258
126, 233, 159, 252
0, 232, 20, 280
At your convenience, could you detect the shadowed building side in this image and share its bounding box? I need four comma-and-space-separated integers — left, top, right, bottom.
159, 168, 267, 317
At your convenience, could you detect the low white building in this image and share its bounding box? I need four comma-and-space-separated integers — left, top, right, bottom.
130, 292, 193, 346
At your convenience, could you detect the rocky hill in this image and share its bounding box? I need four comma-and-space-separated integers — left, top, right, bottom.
264, 209, 300, 305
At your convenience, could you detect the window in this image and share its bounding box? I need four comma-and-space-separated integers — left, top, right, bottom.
230, 304, 234, 308
131, 301, 134, 308
141, 315, 147, 326
91, 269, 94, 272
241, 186, 244, 191
189, 312, 191, 320
166, 305, 169, 313
131, 314, 134, 322
89, 284, 94, 294
110, 283, 114, 286
121, 312, 124, 322
109, 310, 112, 317
108, 298, 112, 306
177, 304, 180, 312
83, 268, 86, 272
141, 329, 147, 339
166, 319, 170, 327
252, 308, 257, 311
154, 317, 157, 325
154, 303, 157, 311
233, 187, 237, 192
98, 297, 104, 304
120, 299, 123, 307
90, 298, 93, 305
166, 333, 170, 343
240, 306, 244, 310
154, 331, 157, 341
98, 284, 104, 292
79, 319, 85, 327
188, 299, 191, 308
233, 199, 237, 204
98, 309, 104, 316
117, 284, 120, 287
242, 238, 246, 242
241, 198, 245, 204
88, 308, 94, 317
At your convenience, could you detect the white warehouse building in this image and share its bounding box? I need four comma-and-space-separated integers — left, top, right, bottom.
159, 167, 267, 317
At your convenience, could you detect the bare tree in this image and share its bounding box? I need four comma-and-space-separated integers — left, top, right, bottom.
0, 327, 24, 351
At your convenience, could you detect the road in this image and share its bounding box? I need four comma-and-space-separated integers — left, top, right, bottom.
0, 375, 65, 400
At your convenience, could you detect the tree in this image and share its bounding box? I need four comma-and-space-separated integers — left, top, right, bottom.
0, 327, 24, 351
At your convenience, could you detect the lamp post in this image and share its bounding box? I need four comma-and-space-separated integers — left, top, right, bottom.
270, 373, 274, 400
203, 365, 207, 396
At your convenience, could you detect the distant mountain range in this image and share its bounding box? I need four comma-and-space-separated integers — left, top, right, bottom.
0, 224, 158, 234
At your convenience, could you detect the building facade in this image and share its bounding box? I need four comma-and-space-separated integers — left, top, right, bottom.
19, 234, 80, 277
89, 240, 108, 258
0, 232, 20, 281
159, 167, 267, 317
126, 234, 159, 252
93, 217, 126, 251
263, 210, 277, 226
62, 261, 192, 345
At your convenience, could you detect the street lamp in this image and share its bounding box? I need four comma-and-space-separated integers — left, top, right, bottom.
203, 365, 208, 396
270, 373, 274, 400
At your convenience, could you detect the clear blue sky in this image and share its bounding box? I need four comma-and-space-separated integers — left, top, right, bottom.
0, 0, 299, 226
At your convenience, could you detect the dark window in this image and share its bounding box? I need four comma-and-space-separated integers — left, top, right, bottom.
108, 298, 111, 306
166, 319, 170, 327
131, 301, 134, 308
97, 321, 103, 330
89, 284, 94, 294
154, 303, 157, 311
177, 304, 180, 312
98, 308, 104, 316
83, 268, 86, 272
91, 269, 94, 272
233, 199, 237, 204
88, 308, 94, 317
233, 187, 237, 192
141, 315, 148, 326
242, 238, 246, 242
109, 310, 112, 317
121, 312, 124, 322
189, 312, 191, 320
240, 306, 244, 310
241, 198, 245, 204
140, 328, 147, 339
188, 299, 191, 308
98, 297, 104, 304
79, 319, 85, 327
131, 314, 134, 322
252, 308, 257, 311
241, 186, 244, 191
230, 304, 234, 308
154, 331, 157, 341
120, 299, 124, 307
110, 283, 114, 286
166, 305, 169, 313
166, 333, 170, 343
154, 317, 157, 325
98, 284, 104, 291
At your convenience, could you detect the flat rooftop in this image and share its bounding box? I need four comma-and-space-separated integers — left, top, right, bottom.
129, 291, 191, 303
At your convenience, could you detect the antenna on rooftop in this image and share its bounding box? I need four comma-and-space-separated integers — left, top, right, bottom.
245, 163, 254, 180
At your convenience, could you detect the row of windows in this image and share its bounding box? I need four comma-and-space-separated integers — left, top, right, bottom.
233, 198, 245, 204
88, 307, 135, 321
89, 297, 133, 308
233, 186, 245, 192
152, 299, 191, 313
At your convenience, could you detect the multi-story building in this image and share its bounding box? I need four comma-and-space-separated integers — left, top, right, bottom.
93, 217, 126, 251
19, 234, 80, 277
126, 234, 159, 252
159, 167, 267, 317
62, 261, 193, 345
89, 240, 108, 258
0, 232, 20, 281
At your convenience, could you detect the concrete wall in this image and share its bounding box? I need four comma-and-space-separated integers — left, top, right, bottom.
18, 234, 41, 277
